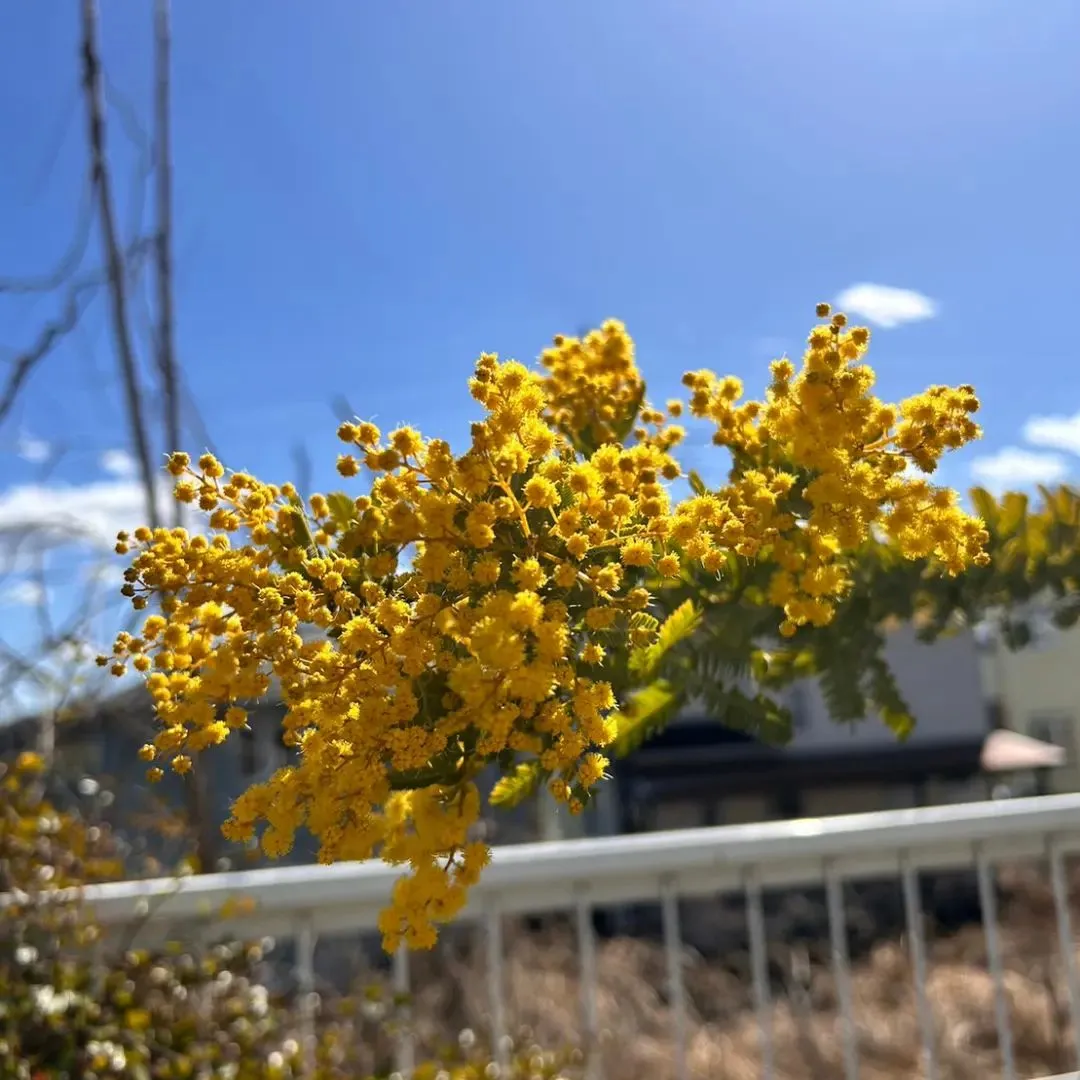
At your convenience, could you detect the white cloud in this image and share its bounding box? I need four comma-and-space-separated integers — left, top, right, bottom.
0, 579, 46, 608
0, 478, 167, 557
100, 448, 138, 478
83, 562, 126, 590
52, 639, 98, 666
1022, 411, 1080, 456
17, 434, 51, 464
835, 283, 938, 329
970, 447, 1068, 492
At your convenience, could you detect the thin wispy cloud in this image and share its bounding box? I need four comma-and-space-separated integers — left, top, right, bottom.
100, 448, 138, 478
1022, 411, 1080, 456
0, 478, 168, 556
0, 579, 46, 608
969, 447, 1068, 493
16, 434, 51, 464
835, 284, 937, 329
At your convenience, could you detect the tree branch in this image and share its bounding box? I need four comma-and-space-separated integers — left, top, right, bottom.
0, 240, 153, 429
80, 0, 160, 531
0, 273, 103, 425
154, 0, 181, 527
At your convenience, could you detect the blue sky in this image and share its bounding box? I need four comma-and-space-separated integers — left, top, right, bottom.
0, 1, 1079, 712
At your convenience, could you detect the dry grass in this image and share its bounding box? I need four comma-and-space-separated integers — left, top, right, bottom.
353, 864, 1080, 1078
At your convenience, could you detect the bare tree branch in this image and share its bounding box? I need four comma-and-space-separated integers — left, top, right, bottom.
80, 0, 160, 531
0, 272, 103, 424
30, 553, 54, 648
0, 240, 154, 430
0, 517, 131, 749
154, 0, 182, 528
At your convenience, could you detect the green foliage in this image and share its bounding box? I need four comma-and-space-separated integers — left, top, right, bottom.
610, 679, 685, 758
697, 682, 793, 747
871, 483, 1080, 649
325, 491, 357, 531
563, 381, 646, 459
609, 484, 1080, 762
490, 761, 546, 810
0, 760, 575, 1079
0, 758, 314, 1079
628, 599, 700, 684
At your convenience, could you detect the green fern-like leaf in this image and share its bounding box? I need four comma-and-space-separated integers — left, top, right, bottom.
610, 680, 685, 758
629, 600, 701, 683
489, 761, 546, 809
817, 652, 868, 725
715, 686, 794, 746
628, 612, 660, 636
611, 380, 647, 446
657, 599, 702, 653
969, 486, 999, 530
998, 491, 1029, 537
865, 655, 915, 740
326, 491, 357, 529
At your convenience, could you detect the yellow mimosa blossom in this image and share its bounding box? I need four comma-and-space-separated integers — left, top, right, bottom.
106, 306, 988, 952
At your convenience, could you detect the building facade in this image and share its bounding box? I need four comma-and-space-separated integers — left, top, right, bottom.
980, 619, 1080, 794
616, 622, 1060, 835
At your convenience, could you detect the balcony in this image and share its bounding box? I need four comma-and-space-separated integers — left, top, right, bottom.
59, 792, 1080, 1079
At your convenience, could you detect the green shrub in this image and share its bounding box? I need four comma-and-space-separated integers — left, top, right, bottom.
0, 754, 574, 1078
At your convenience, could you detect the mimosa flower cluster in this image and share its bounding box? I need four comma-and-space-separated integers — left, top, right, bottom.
104, 306, 989, 951
682, 305, 989, 632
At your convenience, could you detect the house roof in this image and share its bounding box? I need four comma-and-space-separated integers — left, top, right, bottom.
0, 683, 158, 754
1, 680, 294, 761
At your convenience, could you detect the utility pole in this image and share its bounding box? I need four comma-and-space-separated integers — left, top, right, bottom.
154, 0, 182, 528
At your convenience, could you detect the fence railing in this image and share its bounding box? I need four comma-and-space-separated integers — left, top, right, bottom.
72, 793, 1080, 1079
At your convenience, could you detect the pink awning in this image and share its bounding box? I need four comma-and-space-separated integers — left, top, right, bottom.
981, 729, 1067, 773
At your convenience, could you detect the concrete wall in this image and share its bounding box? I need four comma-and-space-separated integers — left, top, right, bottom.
783, 623, 990, 750
983, 624, 1080, 793
669, 623, 989, 748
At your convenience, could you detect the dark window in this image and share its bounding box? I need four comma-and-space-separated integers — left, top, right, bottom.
239, 728, 257, 776
985, 699, 1006, 730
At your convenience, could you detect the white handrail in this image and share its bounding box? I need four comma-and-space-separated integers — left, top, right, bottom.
62, 792, 1080, 938
10, 792, 1080, 1080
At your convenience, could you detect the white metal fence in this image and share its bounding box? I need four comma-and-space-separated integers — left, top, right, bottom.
73, 793, 1080, 1079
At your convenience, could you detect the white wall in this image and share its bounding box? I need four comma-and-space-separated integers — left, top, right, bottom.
671, 623, 989, 748
784, 624, 988, 749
